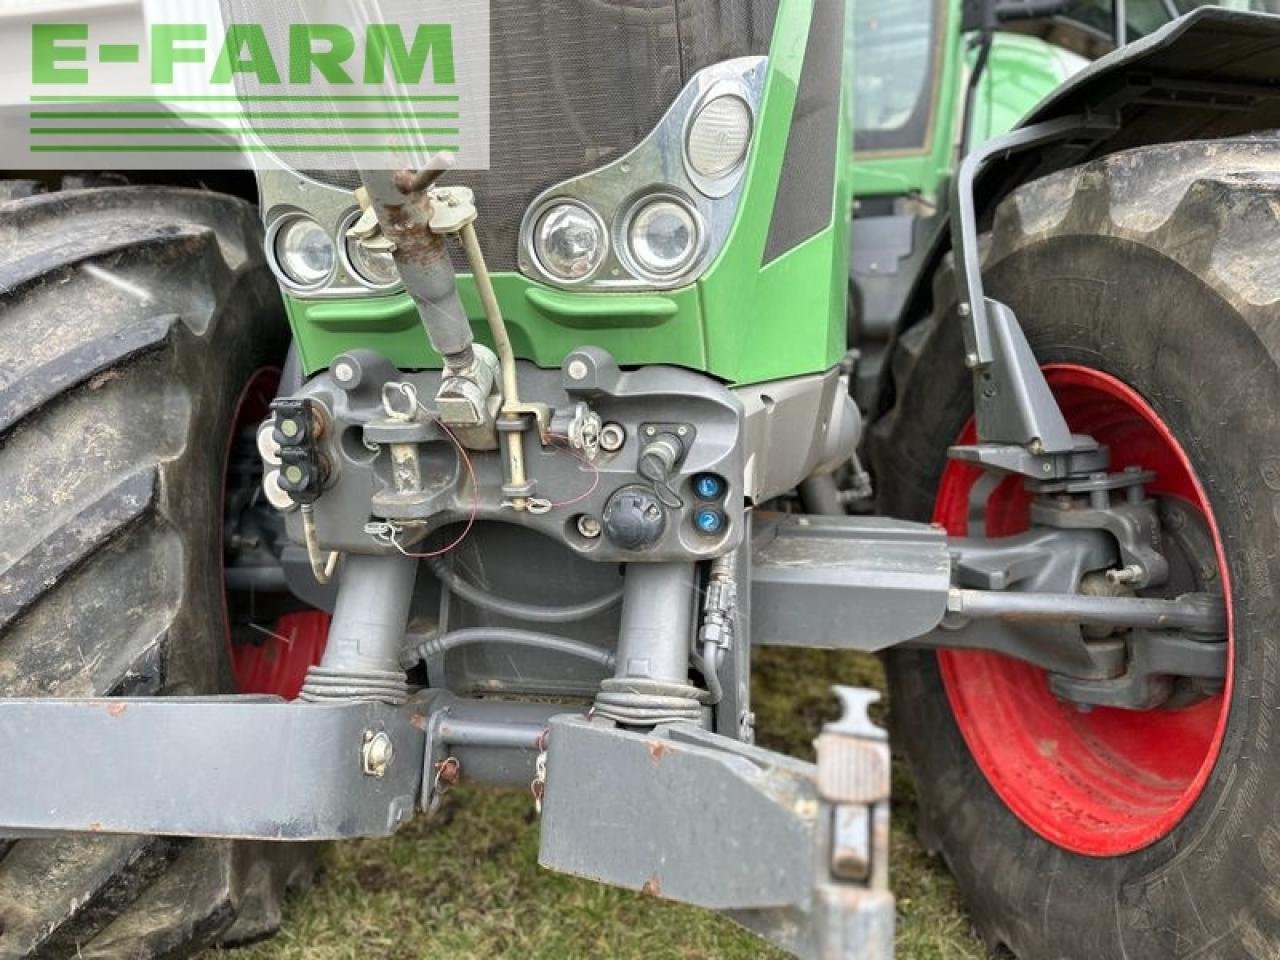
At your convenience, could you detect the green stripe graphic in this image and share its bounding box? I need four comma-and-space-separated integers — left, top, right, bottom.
30, 111, 459, 120
31, 127, 459, 136
30, 95, 459, 103
30, 144, 461, 153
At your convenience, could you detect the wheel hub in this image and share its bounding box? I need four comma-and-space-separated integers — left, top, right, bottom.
935, 364, 1233, 856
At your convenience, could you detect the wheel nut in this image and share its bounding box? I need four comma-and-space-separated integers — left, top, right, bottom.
361, 730, 394, 778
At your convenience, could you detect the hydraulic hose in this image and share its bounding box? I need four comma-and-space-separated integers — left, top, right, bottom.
419, 627, 616, 671
427, 556, 624, 624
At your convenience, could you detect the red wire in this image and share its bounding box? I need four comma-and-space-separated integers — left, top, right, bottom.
389, 426, 596, 559
394, 416, 480, 558
545, 433, 601, 509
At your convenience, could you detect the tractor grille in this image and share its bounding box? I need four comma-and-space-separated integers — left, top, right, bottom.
224, 0, 778, 272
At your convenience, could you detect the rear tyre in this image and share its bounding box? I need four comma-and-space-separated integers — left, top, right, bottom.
0, 185, 314, 958
871, 138, 1280, 957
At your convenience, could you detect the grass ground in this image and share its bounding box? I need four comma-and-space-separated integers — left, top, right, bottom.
229, 650, 986, 960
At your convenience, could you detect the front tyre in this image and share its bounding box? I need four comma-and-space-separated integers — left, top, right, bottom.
871, 138, 1280, 958
0, 185, 313, 958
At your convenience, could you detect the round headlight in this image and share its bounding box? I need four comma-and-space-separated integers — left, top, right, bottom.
686, 95, 752, 180
534, 203, 606, 281
274, 217, 335, 288
628, 199, 699, 278
346, 237, 401, 288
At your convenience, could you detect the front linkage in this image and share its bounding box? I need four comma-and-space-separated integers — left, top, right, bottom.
0, 163, 1225, 960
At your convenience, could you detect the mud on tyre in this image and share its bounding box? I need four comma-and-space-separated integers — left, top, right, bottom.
0, 185, 313, 958
872, 137, 1280, 959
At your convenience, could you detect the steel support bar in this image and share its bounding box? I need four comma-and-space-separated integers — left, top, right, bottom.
750, 513, 951, 651
947, 588, 1226, 634
421, 693, 566, 800
0, 696, 427, 840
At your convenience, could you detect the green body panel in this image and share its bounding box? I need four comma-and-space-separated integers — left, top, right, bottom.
848, 0, 964, 203
968, 33, 1089, 144
848, 0, 1083, 206
286, 0, 851, 387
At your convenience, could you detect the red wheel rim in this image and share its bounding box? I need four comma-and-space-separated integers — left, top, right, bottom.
221, 368, 329, 698
935, 365, 1233, 856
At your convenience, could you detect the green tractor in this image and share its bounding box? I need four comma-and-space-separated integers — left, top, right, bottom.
3, 1, 1280, 958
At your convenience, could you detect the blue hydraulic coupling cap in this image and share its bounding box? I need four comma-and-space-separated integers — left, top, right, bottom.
693, 473, 725, 501
694, 507, 726, 536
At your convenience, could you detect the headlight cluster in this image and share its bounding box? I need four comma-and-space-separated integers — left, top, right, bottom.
532, 193, 705, 285
522, 67, 761, 292
269, 213, 403, 293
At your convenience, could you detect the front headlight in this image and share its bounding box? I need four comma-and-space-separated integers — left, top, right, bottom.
345, 235, 401, 289
533, 202, 607, 281
627, 198, 700, 278
272, 216, 336, 290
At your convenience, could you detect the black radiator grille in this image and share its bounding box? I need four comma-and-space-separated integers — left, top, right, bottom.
446, 0, 780, 271
228, 0, 779, 273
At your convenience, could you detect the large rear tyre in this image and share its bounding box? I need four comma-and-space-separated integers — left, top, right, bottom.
871, 138, 1280, 958
0, 185, 314, 958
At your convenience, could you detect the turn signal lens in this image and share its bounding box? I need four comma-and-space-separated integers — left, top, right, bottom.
686, 95, 752, 179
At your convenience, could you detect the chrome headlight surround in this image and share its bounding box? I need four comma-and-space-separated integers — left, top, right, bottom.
258, 168, 405, 299
518, 56, 767, 292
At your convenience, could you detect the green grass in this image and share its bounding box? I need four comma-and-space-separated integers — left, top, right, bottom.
225, 651, 986, 960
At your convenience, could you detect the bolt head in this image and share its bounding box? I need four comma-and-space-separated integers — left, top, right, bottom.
361, 731, 394, 778
576, 514, 602, 539
333, 361, 355, 384
566, 358, 589, 381
280, 419, 300, 438
599, 423, 625, 452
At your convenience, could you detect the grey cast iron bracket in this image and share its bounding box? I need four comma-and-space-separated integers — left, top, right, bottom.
948, 113, 1120, 478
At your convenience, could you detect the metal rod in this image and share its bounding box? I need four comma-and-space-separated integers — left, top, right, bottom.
437, 718, 547, 749
947, 588, 1225, 634
460, 220, 529, 511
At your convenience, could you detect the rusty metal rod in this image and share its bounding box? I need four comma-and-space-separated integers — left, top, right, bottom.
946, 588, 1225, 634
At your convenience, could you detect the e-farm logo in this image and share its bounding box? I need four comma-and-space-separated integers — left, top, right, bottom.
4, 0, 490, 170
